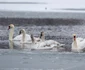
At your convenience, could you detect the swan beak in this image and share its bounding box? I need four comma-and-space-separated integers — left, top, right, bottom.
74, 36, 76, 41
8, 26, 10, 30
73, 34, 76, 41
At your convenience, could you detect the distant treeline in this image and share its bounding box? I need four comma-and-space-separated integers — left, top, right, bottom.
0, 18, 84, 26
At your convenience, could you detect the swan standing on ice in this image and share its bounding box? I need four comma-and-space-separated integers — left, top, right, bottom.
72, 34, 85, 52
8, 24, 31, 42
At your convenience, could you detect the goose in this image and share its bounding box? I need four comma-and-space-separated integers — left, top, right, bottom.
72, 34, 85, 52
8, 24, 31, 42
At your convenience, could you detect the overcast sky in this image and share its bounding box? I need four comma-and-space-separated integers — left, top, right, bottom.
0, 0, 85, 12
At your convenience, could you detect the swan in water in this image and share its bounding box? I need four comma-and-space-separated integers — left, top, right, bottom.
13, 31, 65, 50
19, 29, 40, 43
29, 32, 65, 50
8, 24, 31, 42
72, 34, 85, 52
39, 32, 65, 48
13, 34, 54, 50
28, 34, 55, 50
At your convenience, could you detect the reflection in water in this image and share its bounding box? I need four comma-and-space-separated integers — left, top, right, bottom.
9, 40, 32, 50
9, 40, 24, 49
9, 41, 13, 49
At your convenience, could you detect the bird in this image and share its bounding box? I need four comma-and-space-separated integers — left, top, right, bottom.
29, 32, 65, 50
8, 24, 31, 42
39, 31, 65, 48
28, 34, 55, 50
72, 34, 85, 52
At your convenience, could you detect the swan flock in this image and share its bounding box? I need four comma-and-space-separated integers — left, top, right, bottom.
8, 24, 85, 52
8, 24, 65, 50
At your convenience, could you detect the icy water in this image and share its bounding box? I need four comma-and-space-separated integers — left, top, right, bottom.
0, 49, 85, 70
0, 13, 85, 69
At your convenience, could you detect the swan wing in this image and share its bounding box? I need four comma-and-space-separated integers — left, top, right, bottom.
37, 42, 54, 50
79, 39, 85, 49
34, 37, 40, 42
14, 34, 31, 41
13, 35, 22, 41
25, 34, 31, 41
77, 37, 84, 42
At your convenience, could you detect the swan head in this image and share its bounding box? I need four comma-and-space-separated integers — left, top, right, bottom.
8, 24, 14, 30
31, 34, 33, 39
19, 29, 26, 35
40, 31, 44, 38
30, 34, 35, 43
73, 34, 76, 41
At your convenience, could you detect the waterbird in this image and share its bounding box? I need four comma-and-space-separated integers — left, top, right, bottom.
30, 31, 65, 50
72, 34, 85, 52
8, 24, 31, 42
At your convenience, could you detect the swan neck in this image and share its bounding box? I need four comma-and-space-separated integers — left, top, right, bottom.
9, 28, 14, 41
40, 35, 45, 41
9, 40, 13, 49
73, 39, 78, 48
31, 35, 35, 44
22, 32, 26, 43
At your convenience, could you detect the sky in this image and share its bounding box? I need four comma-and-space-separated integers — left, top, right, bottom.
0, 0, 85, 12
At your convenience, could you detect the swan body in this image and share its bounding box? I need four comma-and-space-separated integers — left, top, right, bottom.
13, 34, 31, 41
28, 32, 65, 50
29, 41, 54, 50
29, 34, 54, 50
39, 32, 65, 49
31, 40, 65, 50
72, 34, 85, 52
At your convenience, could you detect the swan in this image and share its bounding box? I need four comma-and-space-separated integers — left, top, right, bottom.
19, 30, 40, 43
27, 32, 65, 50
28, 34, 55, 50
8, 24, 31, 42
39, 32, 65, 48
72, 34, 85, 52
13, 34, 53, 50
13, 32, 54, 50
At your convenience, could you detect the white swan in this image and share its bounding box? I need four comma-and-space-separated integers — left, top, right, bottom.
8, 24, 31, 42
13, 34, 54, 50
39, 32, 65, 48
72, 34, 85, 52
28, 34, 55, 50
19, 30, 40, 43
28, 32, 65, 50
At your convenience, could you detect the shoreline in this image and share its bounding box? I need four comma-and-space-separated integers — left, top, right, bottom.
0, 11, 85, 19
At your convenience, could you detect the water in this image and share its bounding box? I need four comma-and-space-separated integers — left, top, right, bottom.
0, 50, 85, 70
0, 12, 85, 70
